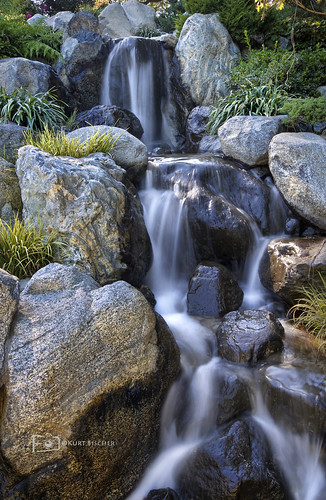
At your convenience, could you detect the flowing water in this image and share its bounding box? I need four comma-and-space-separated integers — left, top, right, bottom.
126, 162, 325, 500
101, 37, 176, 150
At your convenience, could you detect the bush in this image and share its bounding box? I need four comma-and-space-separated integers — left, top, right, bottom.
156, 0, 185, 33
135, 26, 162, 37
207, 83, 289, 133
280, 97, 326, 129
0, 87, 67, 131
289, 273, 326, 351
229, 44, 326, 97
24, 126, 122, 157
0, 215, 63, 279
0, 14, 63, 64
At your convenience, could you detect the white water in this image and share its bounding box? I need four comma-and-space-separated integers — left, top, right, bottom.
126, 167, 325, 499
101, 38, 175, 150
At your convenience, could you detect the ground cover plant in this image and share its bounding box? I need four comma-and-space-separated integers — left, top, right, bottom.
24, 126, 122, 157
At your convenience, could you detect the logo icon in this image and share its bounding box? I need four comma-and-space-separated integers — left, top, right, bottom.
32, 433, 61, 453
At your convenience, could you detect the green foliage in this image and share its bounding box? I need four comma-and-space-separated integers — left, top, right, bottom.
289, 273, 326, 350
42, 0, 93, 15
0, 0, 36, 17
280, 97, 326, 129
0, 87, 67, 131
24, 125, 122, 158
0, 14, 63, 63
156, 0, 185, 33
229, 44, 326, 97
174, 13, 191, 36
135, 26, 162, 37
0, 215, 63, 279
207, 83, 288, 133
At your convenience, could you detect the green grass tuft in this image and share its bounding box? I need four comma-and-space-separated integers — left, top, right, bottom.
289, 273, 326, 352
0, 215, 64, 279
24, 126, 122, 158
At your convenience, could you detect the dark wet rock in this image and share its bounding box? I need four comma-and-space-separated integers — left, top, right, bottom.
185, 187, 253, 264
187, 262, 243, 317
144, 488, 181, 500
261, 366, 326, 441
178, 417, 285, 499
216, 371, 251, 425
259, 237, 326, 305
185, 106, 211, 152
285, 218, 300, 236
74, 105, 144, 139
139, 284, 156, 307
149, 155, 273, 235
216, 310, 284, 364
198, 135, 223, 155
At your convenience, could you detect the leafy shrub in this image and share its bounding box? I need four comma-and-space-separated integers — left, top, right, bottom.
289, 273, 326, 351
156, 0, 186, 33
0, 14, 63, 64
0, 215, 63, 279
24, 126, 122, 157
135, 26, 162, 38
174, 12, 191, 36
0, 87, 67, 131
230, 44, 326, 97
280, 97, 326, 129
207, 83, 289, 133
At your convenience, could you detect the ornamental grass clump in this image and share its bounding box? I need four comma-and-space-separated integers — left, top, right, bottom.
24, 126, 121, 158
0, 216, 63, 279
0, 87, 67, 131
289, 273, 326, 352
207, 83, 289, 134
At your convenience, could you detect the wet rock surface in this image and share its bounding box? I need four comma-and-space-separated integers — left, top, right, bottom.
216, 310, 284, 364
187, 262, 243, 317
185, 106, 211, 152
0, 264, 180, 499
259, 236, 326, 305
145, 488, 181, 500
74, 105, 144, 139
215, 371, 251, 425
178, 417, 286, 499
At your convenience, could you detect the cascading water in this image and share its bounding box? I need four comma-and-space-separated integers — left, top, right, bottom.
126, 158, 325, 499
101, 37, 176, 151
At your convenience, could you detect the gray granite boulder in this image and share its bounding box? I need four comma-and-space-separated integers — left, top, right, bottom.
0, 123, 27, 164
269, 132, 326, 230
0, 270, 19, 373
218, 115, 285, 166
16, 146, 151, 286
99, 2, 134, 38
175, 14, 240, 106
123, 0, 157, 33
0, 264, 180, 499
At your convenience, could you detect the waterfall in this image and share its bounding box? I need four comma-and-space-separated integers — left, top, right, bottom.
101, 37, 176, 151
126, 160, 325, 500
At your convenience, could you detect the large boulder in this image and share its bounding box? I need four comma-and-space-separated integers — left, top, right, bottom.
185, 106, 211, 152
0, 123, 27, 165
178, 417, 285, 499
269, 132, 326, 230
259, 236, 326, 305
216, 310, 284, 364
99, 3, 134, 38
66, 125, 148, 183
56, 12, 107, 110
215, 371, 251, 425
218, 116, 285, 166
123, 0, 157, 33
44, 11, 74, 32
175, 14, 240, 106
187, 262, 243, 317
0, 58, 67, 101
0, 270, 19, 373
16, 147, 152, 286
0, 156, 22, 222
74, 105, 144, 139
0, 264, 180, 499
198, 135, 223, 155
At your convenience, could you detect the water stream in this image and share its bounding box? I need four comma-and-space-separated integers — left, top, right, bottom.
126, 162, 326, 500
